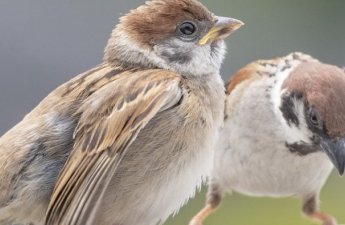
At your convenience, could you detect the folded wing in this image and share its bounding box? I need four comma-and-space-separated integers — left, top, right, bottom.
45, 69, 183, 225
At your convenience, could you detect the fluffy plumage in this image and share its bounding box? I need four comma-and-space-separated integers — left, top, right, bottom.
0, 0, 243, 224
190, 53, 345, 225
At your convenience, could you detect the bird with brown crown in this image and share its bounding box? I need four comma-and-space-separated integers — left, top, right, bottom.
190, 53, 345, 225
0, 0, 243, 225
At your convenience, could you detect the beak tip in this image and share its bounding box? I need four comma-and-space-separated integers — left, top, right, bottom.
214, 16, 245, 29
233, 21, 244, 31
238, 20, 245, 26
320, 138, 345, 177
229, 18, 245, 30
199, 16, 244, 45
332, 160, 345, 176
337, 165, 345, 176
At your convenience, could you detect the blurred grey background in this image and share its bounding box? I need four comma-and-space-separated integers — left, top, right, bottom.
0, 1, 344, 225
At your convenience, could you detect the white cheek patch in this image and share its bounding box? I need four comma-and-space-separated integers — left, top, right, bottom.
285, 98, 313, 144
106, 30, 227, 77
270, 55, 314, 145
154, 38, 227, 76
271, 68, 299, 115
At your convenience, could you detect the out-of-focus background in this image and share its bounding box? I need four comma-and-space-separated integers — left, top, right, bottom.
0, 1, 344, 224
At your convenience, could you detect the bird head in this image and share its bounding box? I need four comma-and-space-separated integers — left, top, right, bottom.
279, 58, 345, 175
104, 0, 243, 76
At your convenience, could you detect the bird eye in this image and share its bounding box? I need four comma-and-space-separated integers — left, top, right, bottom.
308, 107, 322, 128
178, 21, 197, 36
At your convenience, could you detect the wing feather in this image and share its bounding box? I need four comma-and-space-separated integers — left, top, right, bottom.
45, 70, 182, 225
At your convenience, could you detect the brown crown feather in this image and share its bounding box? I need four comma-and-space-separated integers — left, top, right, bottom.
118, 0, 214, 47
283, 61, 345, 137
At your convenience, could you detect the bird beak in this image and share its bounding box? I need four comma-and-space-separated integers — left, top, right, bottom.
320, 137, 345, 176
199, 16, 244, 45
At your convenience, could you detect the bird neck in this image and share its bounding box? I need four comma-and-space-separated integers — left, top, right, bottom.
103, 29, 224, 78
103, 31, 161, 71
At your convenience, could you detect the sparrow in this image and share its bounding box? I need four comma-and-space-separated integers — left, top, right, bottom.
0, 0, 243, 225
189, 52, 345, 225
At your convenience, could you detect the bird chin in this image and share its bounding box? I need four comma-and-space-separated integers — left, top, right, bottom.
210, 39, 225, 53
209, 39, 226, 70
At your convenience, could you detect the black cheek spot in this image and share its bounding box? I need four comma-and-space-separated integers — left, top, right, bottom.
280, 93, 300, 127
161, 50, 192, 64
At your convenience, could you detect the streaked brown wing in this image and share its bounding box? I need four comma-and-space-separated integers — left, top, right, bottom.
45, 69, 182, 225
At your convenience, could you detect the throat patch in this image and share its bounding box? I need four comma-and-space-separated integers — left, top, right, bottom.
160, 49, 192, 64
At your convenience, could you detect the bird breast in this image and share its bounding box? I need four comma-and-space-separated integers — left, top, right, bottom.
213, 76, 333, 198
95, 74, 225, 225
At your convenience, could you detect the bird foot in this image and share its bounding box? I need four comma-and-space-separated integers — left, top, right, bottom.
322, 217, 338, 225
189, 218, 204, 225
309, 212, 338, 225
188, 204, 215, 225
